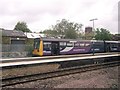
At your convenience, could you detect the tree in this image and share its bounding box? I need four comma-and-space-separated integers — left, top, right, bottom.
44, 19, 83, 39
14, 21, 32, 32
111, 34, 120, 40
95, 28, 112, 40
43, 29, 58, 38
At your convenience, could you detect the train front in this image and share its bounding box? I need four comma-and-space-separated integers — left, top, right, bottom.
32, 38, 43, 56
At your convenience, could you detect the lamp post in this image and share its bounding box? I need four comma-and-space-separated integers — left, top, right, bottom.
92, 38, 95, 55
90, 18, 98, 55
90, 18, 98, 32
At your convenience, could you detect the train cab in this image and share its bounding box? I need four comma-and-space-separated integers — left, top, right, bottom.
32, 38, 43, 56
32, 38, 61, 56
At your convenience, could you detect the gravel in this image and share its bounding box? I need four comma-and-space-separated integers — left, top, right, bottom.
4, 66, 119, 88
2, 64, 60, 79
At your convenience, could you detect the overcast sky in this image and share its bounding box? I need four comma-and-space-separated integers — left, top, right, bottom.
0, 0, 119, 34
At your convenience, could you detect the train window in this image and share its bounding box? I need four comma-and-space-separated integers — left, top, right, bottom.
34, 39, 40, 49
34, 41, 40, 49
67, 42, 73, 47
110, 43, 118, 48
80, 43, 85, 47
43, 42, 51, 51
60, 42, 66, 46
74, 43, 80, 47
60, 42, 66, 50
85, 43, 90, 47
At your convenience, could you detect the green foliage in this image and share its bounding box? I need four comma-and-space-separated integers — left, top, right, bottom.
65, 28, 77, 39
43, 29, 58, 37
25, 38, 34, 45
14, 21, 32, 32
95, 28, 112, 40
43, 19, 83, 39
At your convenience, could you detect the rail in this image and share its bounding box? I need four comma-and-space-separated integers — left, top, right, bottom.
2, 61, 120, 87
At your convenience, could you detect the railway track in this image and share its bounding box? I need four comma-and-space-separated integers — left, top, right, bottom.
2, 61, 120, 88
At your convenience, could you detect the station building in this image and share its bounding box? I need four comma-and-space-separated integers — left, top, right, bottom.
1, 29, 46, 58
1, 29, 27, 44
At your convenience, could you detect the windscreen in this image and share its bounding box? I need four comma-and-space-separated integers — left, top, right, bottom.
34, 38, 40, 49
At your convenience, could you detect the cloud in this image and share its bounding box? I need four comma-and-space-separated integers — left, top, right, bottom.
0, 0, 119, 34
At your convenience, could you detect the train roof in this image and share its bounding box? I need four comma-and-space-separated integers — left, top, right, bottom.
35, 38, 119, 43
42, 38, 90, 42
105, 41, 120, 43
38, 38, 104, 42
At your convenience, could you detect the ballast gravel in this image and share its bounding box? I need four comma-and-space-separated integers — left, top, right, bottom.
4, 66, 119, 88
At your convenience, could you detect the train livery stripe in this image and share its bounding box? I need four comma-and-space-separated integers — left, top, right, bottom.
60, 47, 73, 52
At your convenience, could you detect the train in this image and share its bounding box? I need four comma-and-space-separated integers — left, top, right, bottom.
32, 38, 120, 56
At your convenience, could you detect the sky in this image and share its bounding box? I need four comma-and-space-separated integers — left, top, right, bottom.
0, 0, 119, 34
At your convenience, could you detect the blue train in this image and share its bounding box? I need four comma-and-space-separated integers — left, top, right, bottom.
32, 38, 120, 56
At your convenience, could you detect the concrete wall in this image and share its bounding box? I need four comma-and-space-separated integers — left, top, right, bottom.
2, 44, 33, 58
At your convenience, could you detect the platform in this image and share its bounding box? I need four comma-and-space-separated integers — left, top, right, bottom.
1, 53, 119, 67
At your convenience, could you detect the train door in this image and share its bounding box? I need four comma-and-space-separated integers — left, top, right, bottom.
105, 43, 110, 52
51, 42, 60, 55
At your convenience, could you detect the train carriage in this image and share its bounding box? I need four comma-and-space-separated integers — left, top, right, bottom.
32, 38, 109, 56
90, 40, 105, 53
105, 41, 120, 52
